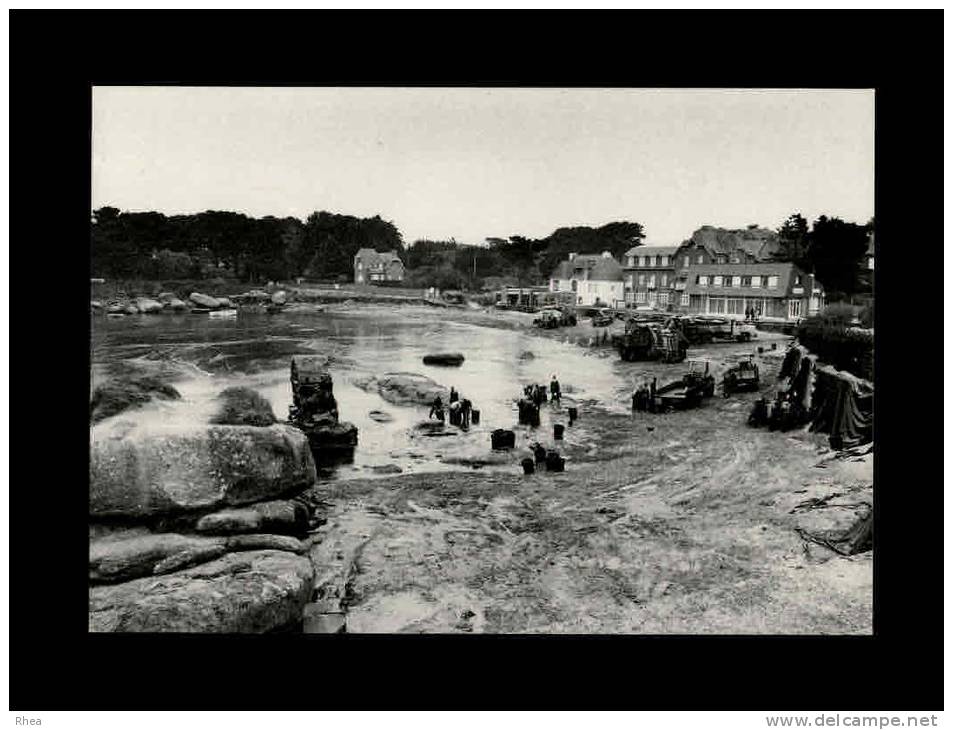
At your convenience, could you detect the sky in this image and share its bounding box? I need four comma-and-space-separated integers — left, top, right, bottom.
92, 87, 874, 246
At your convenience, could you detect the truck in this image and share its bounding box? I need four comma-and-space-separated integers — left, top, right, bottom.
655, 360, 716, 410
616, 319, 688, 363
669, 316, 757, 344
722, 355, 761, 395
533, 306, 577, 329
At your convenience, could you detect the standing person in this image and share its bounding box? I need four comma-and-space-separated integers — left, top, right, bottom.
429, 395, 443, 421
649, 378, 657, 413
449, 387, 458, 404
550, 375, 561, 404
461, 398, 472, 428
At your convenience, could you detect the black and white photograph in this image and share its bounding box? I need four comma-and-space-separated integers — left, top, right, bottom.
7, 7, 946, 717
87, 86, 875, 635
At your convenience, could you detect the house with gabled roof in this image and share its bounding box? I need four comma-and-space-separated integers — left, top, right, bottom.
683, 261, 824, 321
622, 244, 682, 310
354, 248, 405, 284
549, 251, 624, 307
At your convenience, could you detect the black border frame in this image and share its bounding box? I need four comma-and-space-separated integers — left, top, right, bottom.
9, 9, 943, 710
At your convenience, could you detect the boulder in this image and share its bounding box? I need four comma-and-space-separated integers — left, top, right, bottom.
217, 297, 234, 308
91, 300, 104, 310
89, 531, 225, 584
271, 290, 288, 305
167, 298, 188, 311
124, 304, 139, 315
157, 292, 177, 303
106, 304, 125, 315
135, 298, 163, 314
153, 544, 228, 575
224, 534, 308, 554
303, 421, 359, 451
90, 421, 317, 518
194, 499, 308, 535
189, 292, 221, 309
89, 375, 181, 425
359, 372, 449, 406
89, 550, 314, 633
209, 386, 276, 427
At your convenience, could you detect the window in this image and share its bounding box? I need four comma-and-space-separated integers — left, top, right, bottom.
680, 293, 690, 306
717, 255, 728, 264
697, 254, 704, 264
648, 291, 657, 304
658, 292, 669, 306
713, 275, 723, 287
727, 298, 745, 315
682, 257, 689, 269
660, 273, 668, 287
698, 275, 708, 287
724, 276, 734, 288
552, 279, 559, 291
635, 291, 646, 303
741, 276, 752, 287
768, 275, 779, 289
655, 255, 662, 266
660, 255, 669, 266
730, 255, 740, 264
648, 275, 656, 288
357, 261, 363, 270
751, 276, 761, 289
639, 256, 646, 267
788, 299, 802, 318
794, 275, 802, 285
761, 276, 770, 288
709, 297, 726, 314
638, 274, 645, 286
628, 257, 635, 267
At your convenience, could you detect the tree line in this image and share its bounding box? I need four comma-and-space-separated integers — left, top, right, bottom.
771, 213, 874, 299
91, 207, 403, 283
91, 205, 872, 297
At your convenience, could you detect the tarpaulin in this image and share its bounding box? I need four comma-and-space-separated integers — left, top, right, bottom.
809, 365, 873, 450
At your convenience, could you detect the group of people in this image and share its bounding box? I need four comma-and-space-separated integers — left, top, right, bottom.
744, 305, 762, 322
428, 386, 475, 429
632, 378, 658, 413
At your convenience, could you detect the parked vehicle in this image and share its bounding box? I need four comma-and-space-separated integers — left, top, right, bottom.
655, 360, 716, 410
670, 316, 757, 344
723, 356, 761, 395
533, 306, 577, 328
591, 308, 615, 327
617, 320, 687, 363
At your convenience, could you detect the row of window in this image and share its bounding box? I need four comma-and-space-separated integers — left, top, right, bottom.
632, 291, 692, 306
627, 252, 747, 269
629, 273, 669, 288
698, 274, 779, 289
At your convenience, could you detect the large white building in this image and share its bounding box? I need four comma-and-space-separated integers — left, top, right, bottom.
549, 251, 625, 307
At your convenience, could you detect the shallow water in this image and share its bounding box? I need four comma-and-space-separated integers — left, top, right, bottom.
91, 306, 637, 480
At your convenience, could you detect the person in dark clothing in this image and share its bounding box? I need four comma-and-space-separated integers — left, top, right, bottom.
649, 378, 657, 413
460, 398, 472, 428
550, 375, 561, 404
449, 387, 458, 404
428, 395, 444, 421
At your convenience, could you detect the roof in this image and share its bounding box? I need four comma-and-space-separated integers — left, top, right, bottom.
623, 245, 682, 259
551, 254, 623, 281
354, 248, 403, 266
687, 226, 780, 261
683, 262, 819, 297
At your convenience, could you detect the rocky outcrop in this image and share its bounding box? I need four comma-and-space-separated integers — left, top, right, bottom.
89, 421, 317, 518
89, 531, 226, 584
136, 297, 163, 314
89, 375, 181, 425
167, 298, 188, 310
224, 534, 308, 554
194, 499, 308, 535
272, 290, 288, 305
355, 372, 449, 406
88, 550, 314, 633
189, 292, 221, 309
